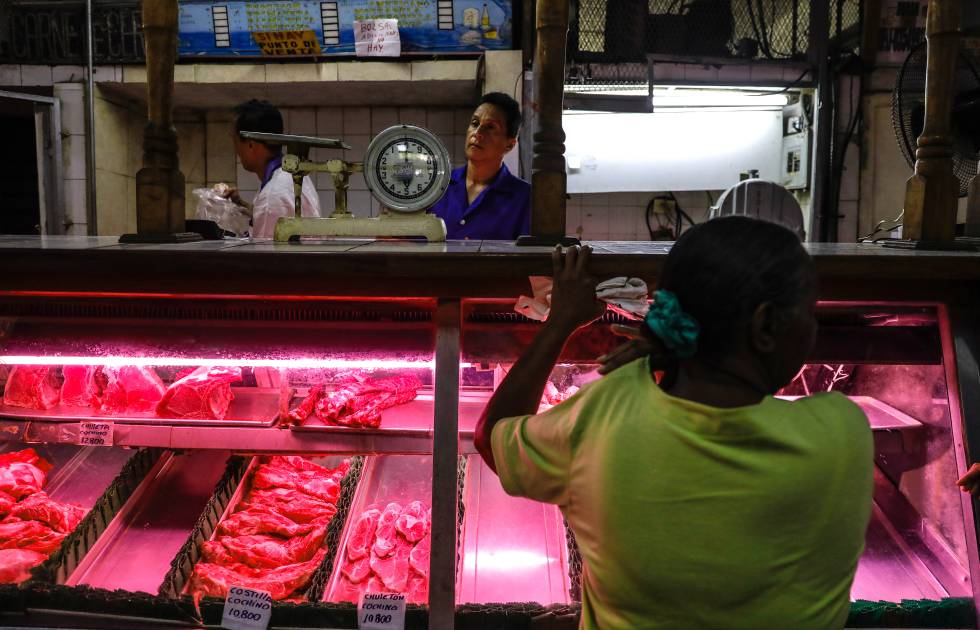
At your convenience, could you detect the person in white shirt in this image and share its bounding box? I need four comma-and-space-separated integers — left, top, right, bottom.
227, 99, 320, 238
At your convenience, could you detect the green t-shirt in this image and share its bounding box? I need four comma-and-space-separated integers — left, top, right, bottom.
491, 358, 873, 630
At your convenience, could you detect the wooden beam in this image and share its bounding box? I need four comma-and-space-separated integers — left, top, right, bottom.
903, 0, 961, 242
530, 0, 569, 239
136, 0, 185, 235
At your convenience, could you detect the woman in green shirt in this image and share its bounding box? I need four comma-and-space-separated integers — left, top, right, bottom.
475, 216, 874, 630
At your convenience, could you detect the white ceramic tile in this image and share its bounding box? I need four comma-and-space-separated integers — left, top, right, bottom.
565, 205, 581, 237
20, 65, 53, 86
318, 190, 336, 215
316, 107, 344, 135
237, 160, 254, 189
348, 172, 368, 191
342, 134, 371, 161
52, 65, 85, 83
348, 190, 373, 218
64, 178, 88, 225
581, 207, 609, 239
426, 108, 454, 135
343, 106, 371, 134
398, 107, 426, 126
839, 143, 860, 202
207, 154, 237, 185
288, 107, 316, 135
61, 134, 86, 180
581, 193, 609, 207
371, 107, 398, 133
0, 65, 21, 86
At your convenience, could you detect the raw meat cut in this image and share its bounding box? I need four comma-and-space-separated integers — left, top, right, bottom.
188, 548, 326, 600
0, 449, 85, 584
341, 556, 372, 583
0, 492, 13, 518
370, 538, 413, 591
335, 500, 431, 604
286, 385, 323, 424
395, 501, 428, 543
187, 456, 348, 602
251, 460, 343, 504
0, 548, 46, 583
0, 461, 47, 499
409, 534, 429, 577
346, 508, 381, 561
540, 382, 579, 412
217, 506, 323, 538
60, 365, 99, 407
372, 503, 403, 558
2, 366, 60, 410
156, 366, 243, 420
407, 573, 428, 604
5, 491, 87, 533
93, 366, 166, 414
0, 520, 65, 554
315, 374, 422, 428
241, 489, 338, 524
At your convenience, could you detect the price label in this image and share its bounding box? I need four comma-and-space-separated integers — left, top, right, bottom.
358, 592, 406, 630
221, 586, 272, 630
78, 421, 113, 447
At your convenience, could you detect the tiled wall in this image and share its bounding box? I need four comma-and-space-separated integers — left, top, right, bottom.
569, 191, 719, 241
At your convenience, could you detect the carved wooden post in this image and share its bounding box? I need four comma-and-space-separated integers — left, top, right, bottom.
903, 0, 961, 243
135, 0, 187, 237
530, 0, 569, 239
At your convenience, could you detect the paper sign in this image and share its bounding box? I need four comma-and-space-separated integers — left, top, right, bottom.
221, 586, 273, 630
252, 30, 321, 55
358, 592, 406, 630
354, 19, 401, 57
78, 421, 113, 447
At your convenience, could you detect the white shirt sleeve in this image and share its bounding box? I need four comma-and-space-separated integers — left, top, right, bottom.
251, 168, 321, 238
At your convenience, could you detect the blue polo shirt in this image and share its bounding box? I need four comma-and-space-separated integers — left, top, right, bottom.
429, 164, 531, 240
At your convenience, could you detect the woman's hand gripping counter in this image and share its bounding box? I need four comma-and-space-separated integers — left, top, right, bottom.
474, 246, 605, 472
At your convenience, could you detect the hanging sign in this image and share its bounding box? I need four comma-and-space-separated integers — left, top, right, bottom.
354, 19, 400, 57
253, 29, 321, 55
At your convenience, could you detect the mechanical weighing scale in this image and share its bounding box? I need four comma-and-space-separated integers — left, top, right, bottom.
240, 125, 452, 242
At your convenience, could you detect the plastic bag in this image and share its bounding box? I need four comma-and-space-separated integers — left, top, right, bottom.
193, 186, 251, 237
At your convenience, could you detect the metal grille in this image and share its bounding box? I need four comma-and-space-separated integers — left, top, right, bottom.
568, 0, 863, 86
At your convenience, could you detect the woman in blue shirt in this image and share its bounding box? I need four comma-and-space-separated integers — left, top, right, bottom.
429, 92, 531, 240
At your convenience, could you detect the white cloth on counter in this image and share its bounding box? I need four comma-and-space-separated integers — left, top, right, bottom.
515, 276, 650, 322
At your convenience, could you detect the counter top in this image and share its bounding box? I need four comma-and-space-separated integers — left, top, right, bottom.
2, 236, 979, 299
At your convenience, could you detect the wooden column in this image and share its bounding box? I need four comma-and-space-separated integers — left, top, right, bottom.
902, 0, 961, 242
136, 0, 185, 235
530, 0, 569, 239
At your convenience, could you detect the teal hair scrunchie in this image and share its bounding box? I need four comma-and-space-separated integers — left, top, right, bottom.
644, 290, 700, 359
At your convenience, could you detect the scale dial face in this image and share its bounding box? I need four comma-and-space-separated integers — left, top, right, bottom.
364, 125, 451, 213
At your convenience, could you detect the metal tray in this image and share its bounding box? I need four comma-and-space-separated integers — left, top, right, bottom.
0, 388, 280, 427
66, 450, 233, 594
457, 455, 571, 605
323, 454, 433, 603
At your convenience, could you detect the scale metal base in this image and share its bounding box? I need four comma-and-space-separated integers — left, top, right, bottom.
274, 212, 447, 242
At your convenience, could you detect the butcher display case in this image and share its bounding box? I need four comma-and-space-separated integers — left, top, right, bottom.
1, 238, 980, 630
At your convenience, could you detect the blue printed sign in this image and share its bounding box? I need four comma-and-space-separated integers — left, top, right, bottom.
178, 0, 513, 56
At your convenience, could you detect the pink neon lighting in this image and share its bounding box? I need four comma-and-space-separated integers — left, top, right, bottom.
0, 356, 448, 370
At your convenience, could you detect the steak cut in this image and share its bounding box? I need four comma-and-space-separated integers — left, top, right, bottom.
371, 503, 402, 558
251, 462, 342, 504
346, 508, 381, 561
0, 492, 14, 518
0, 548, 46, 583
409, 534, 430, 578
217, 506, 320, 538
0, 520, 66, 554
5, 491, 88, 533
407, 574, 428, 604
156, 366, 243, 420
341, 556, 372, 583
188, 548, 326, 600
369, 538, 413, 592
94, 366, 166, 414
240, 488, 338, 524
395, 501, 428, 543
0, 462, 47, 499
60, 365, 99, 407
3, 366, 60, 410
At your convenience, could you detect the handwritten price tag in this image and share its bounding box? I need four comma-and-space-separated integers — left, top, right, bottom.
78, 421, 113, 447
358, 592, 406, 630
221, 586, 272, 630
353, 19, 401, 57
